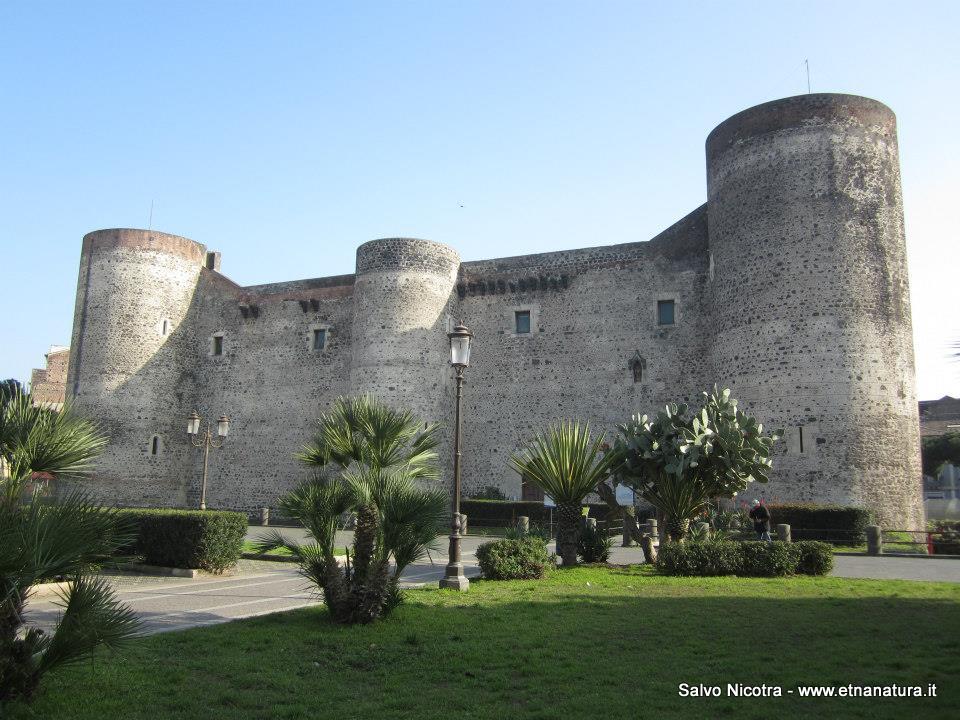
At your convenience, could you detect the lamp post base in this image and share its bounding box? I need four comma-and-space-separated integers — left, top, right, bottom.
439, 572, 471, 591
439, 533, 470, 591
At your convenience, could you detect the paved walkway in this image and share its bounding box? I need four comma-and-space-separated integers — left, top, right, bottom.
26, 538, 481, 636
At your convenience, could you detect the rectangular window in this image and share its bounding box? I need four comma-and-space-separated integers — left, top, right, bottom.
213, 335, 223, 356
657, 300, 675, 326
151, 436, 159, 455
515, 310, 531, 334
312, 328, 326, 350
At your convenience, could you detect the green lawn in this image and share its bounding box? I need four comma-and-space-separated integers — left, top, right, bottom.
8, 567, 959, 720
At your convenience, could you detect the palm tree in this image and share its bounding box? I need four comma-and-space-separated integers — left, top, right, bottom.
0, 386, 140, 704
256, 396, 447, 624
509, 422, 618, 567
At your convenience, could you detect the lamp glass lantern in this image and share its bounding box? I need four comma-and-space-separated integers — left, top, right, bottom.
187, 411, 201, 436
217, 415, 230, 437
449, 323, 473, 367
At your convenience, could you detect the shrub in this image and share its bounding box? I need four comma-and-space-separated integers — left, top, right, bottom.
469, 485, 509, 501
117, 509, 247, 572
657, 541, 805, 577
476, 537, 551, 580
931, 520, 960, 555
738, 541, 798, 577
578, 523, 613, 563
656, 541, 741, 576
791, 540, 834, 575
765, 504, 872, 544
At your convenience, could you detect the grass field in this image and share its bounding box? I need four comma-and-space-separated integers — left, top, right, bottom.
7, 566, 959, 719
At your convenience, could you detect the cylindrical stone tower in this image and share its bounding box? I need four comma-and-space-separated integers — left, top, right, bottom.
706, 94, 922, 527
351, 238, 462, 485
66, 229, 206, 506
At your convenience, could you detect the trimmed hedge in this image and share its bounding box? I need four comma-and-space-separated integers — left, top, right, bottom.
476, 537, 551, 580
117, 509, 246, 573
656, 541, 741, 576
739, 541, 798, 577
656, 540, 832, 577
462, 499, 614, 527
792, 541, 834, 575
765, 504, 872, 544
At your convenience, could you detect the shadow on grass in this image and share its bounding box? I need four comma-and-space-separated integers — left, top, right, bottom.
7, 575, 960, 720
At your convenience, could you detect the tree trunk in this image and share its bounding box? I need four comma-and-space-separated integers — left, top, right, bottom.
351, 503, 378, 584
556, 502, 581, 567
640, 534, 657, 564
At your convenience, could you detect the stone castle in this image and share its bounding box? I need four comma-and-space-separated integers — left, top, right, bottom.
65, 93, 923, 526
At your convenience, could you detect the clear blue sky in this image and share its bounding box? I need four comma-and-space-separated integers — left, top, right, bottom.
1, 1, 957, 399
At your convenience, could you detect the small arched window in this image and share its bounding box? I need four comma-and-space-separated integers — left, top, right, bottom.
150, 435, 161, 456
629, 352, 646, 383
161, 319, 169, 336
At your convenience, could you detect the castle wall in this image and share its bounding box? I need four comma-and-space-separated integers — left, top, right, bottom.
706, 94, 922, 527
64, 93, 924, 526
456, 206, 712, 496
183, 272, 355, 511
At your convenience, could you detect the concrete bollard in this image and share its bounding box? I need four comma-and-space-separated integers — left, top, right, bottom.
260, 507, 270, 527
697, 521, 711, 538
517, 515, 530, 534
866, 525, 882, 555
585, 517, 597, 532
776, 523, 791, 543
647, 519, 658, 540
458, 513, 468, 535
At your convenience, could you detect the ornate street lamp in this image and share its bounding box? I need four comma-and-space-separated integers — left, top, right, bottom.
440, 321, 473, 591
187, 411, 230, 510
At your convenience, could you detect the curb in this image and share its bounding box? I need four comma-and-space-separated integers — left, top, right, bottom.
241, 553, 298, 563
111, 563, 200, 578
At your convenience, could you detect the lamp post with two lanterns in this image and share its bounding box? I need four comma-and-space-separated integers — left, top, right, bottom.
187, 410, 230, 510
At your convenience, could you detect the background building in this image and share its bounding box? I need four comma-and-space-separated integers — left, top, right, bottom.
29, 345, 69, 410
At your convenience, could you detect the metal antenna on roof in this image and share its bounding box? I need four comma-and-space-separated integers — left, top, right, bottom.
148, 200, 154, 232
805, 59, 811, 94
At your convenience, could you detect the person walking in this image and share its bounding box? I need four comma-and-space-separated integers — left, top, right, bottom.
749, 499, 772, 542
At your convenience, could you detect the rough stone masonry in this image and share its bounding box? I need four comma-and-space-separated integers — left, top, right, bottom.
65, 93, 923, 527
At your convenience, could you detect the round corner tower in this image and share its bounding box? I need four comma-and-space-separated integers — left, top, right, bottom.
351, 237, 461, 410
706, 93, 922, 527
350, 237, 462, 481
66, 228, 207, 506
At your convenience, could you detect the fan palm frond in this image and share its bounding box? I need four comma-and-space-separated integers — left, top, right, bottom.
380, 481, 448, 575
36, 575, 141, 675
1, 393, 108, 505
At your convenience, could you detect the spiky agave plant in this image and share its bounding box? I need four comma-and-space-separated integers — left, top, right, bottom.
0, 387, 140, 704
256, 396, 447, 624
509, 422, 617, 567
